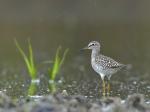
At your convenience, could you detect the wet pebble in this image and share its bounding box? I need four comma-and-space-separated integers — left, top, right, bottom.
31, 104, 67, 112
0, 92, 149, 112
125, 94, 150, 112
0, 93, 16, 108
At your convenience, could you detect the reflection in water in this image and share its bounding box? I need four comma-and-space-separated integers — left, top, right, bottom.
48, 82, 57, 94
28, 82, 39, 96
27, 80, 57, 96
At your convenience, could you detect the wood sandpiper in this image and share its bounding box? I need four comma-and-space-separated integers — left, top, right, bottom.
83, 41, 125, 96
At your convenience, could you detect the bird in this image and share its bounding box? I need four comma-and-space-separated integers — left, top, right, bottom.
83, 41, 125, 96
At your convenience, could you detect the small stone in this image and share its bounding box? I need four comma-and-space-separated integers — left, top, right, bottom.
61, 90, 68, 96
88, 103, 102, 112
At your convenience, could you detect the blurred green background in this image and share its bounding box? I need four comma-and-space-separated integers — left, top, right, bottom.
0, 1, 149, 67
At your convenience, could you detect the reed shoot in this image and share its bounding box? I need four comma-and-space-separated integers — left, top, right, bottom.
15, 39, 37, 80
48, 46, 69, 82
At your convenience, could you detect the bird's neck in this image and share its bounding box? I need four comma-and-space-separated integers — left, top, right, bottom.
91, 48, 100, 58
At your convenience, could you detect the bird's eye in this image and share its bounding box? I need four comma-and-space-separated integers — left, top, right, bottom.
89, 43, 95, 47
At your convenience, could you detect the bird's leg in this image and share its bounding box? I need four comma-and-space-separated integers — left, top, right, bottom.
102, 80, 106, 96
107, 80, 111, 96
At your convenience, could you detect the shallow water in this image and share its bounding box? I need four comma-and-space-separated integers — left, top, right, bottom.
0, 1, 150, 102
0, 24, 150, 102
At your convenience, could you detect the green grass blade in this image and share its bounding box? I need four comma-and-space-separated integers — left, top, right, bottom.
49, 46, 69, 81
59, 48, 69, 67
28, 39, 36, 78
50, 46, 61, 80
15, 39, 37, 79
51, 57, 59, 80
28, 39, 34, 68
15, 39, 32, 72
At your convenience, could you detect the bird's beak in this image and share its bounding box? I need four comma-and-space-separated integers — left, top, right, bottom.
81, 46, 89, 50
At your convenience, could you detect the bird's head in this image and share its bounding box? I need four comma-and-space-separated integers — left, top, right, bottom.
83, 41, 100, 50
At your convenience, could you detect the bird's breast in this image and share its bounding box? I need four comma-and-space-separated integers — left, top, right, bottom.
91, 58, 103, 74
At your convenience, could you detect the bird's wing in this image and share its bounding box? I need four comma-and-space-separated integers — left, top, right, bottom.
96, 55, 123, 69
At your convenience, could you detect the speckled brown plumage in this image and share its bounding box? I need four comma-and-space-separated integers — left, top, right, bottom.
95, 54, 124, 70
